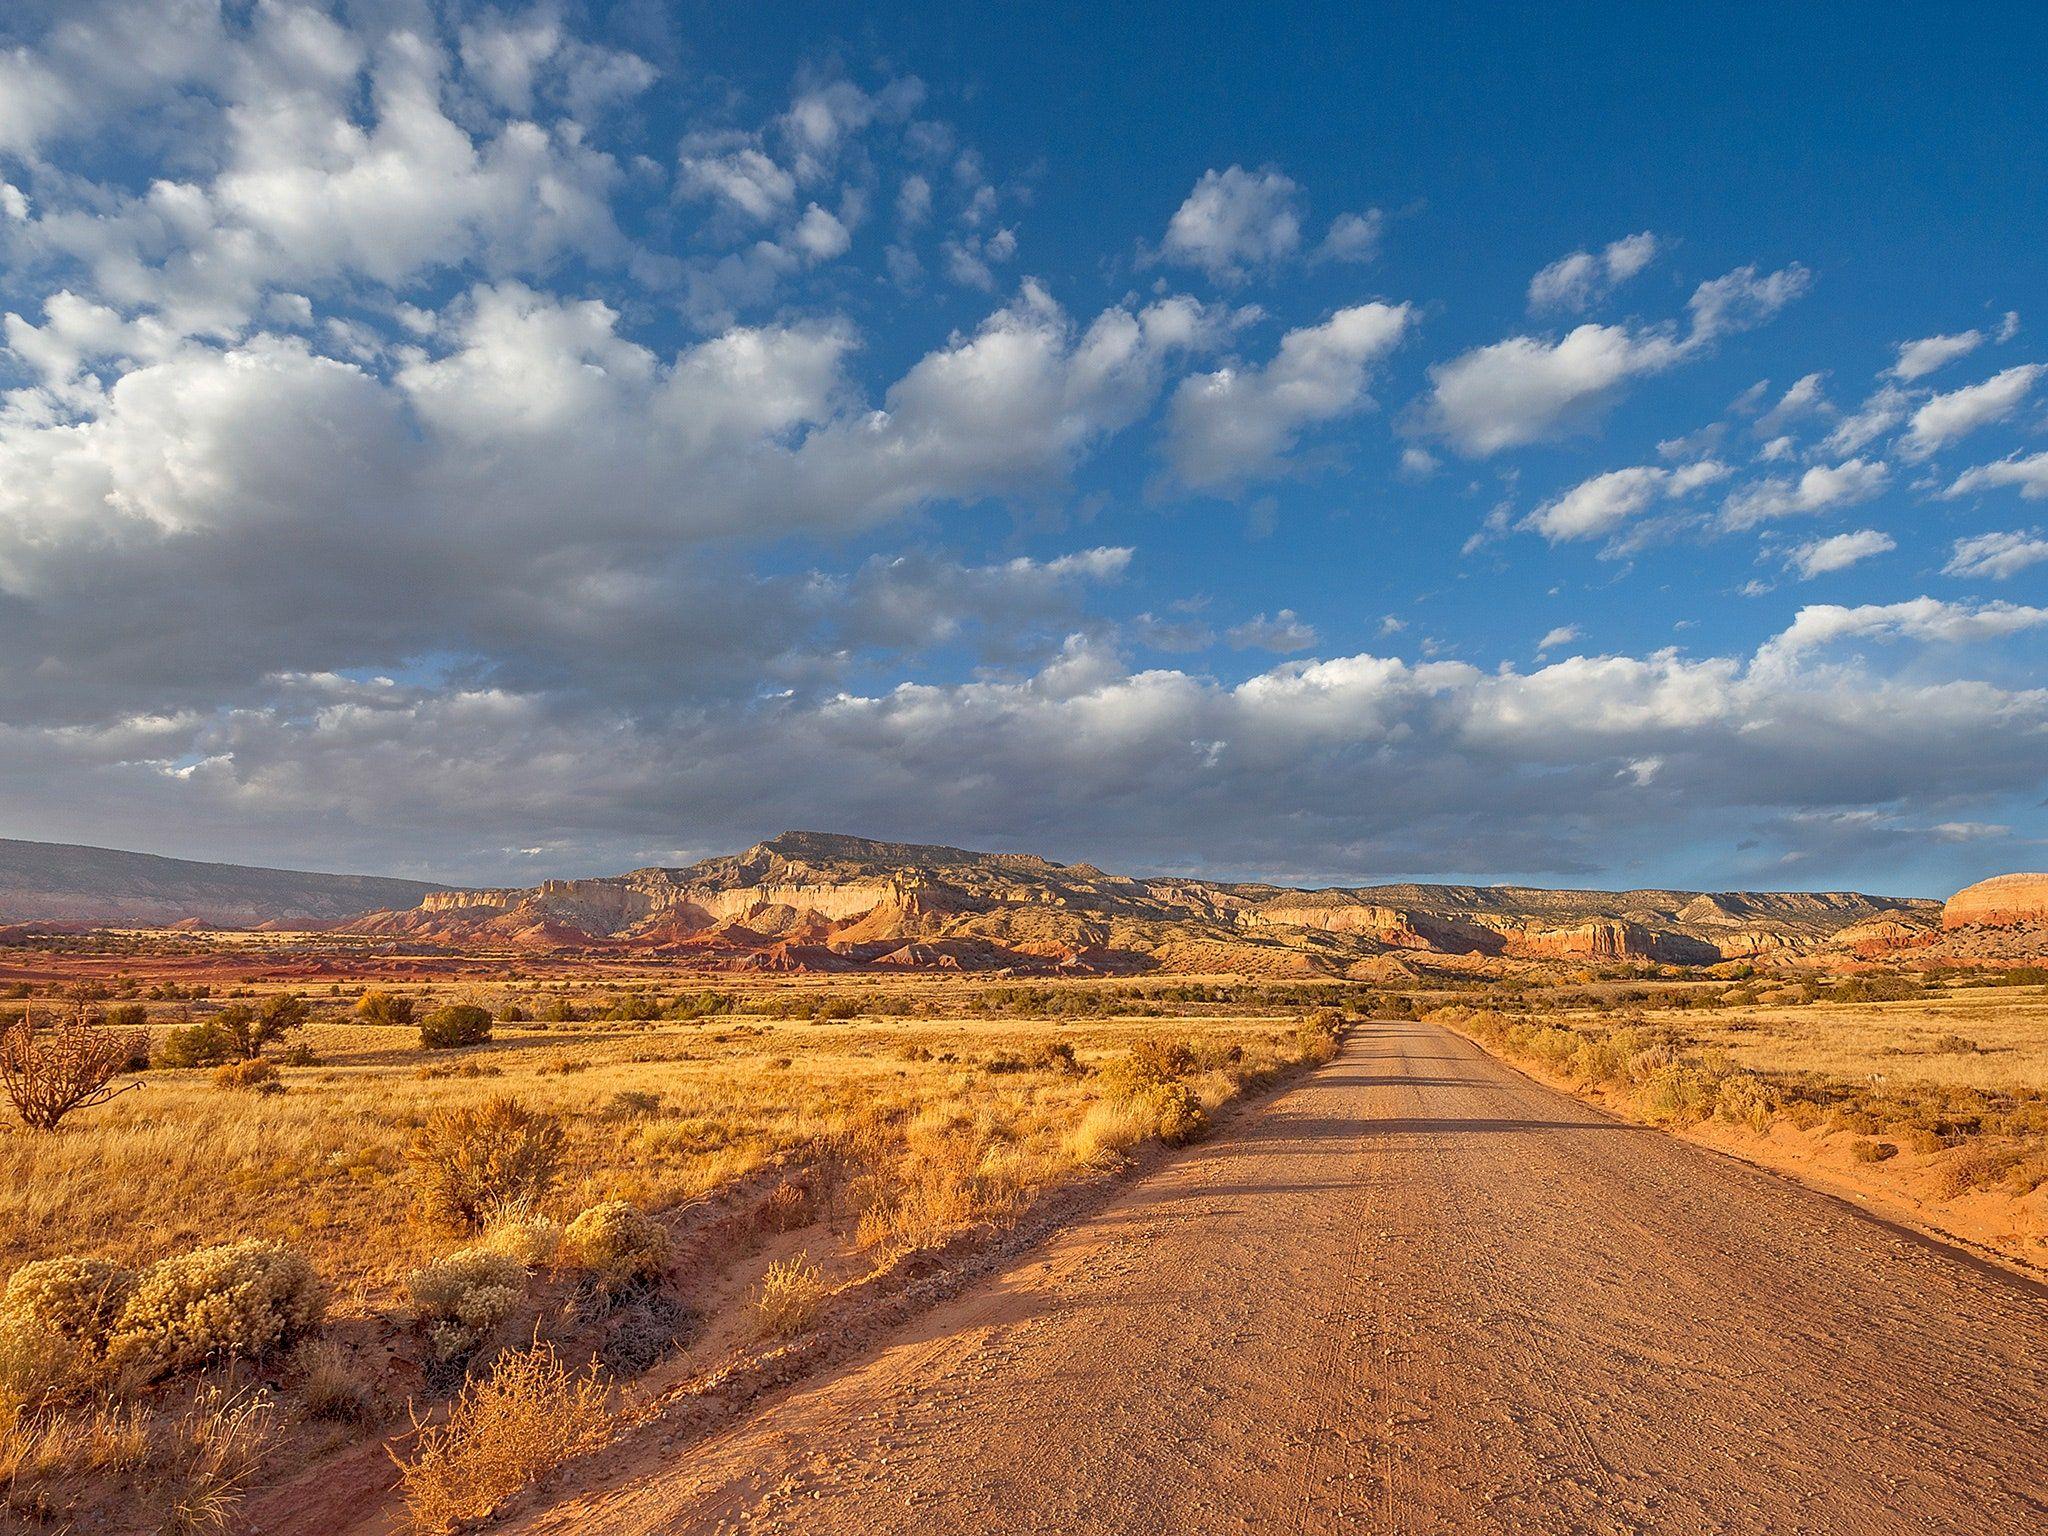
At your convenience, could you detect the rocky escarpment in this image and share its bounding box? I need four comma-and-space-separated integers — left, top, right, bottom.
337, 831, 1929, 976
1942, 873, 2048, 930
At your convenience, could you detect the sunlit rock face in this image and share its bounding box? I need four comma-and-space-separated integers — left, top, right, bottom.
340, 831, 1930, 975
1943, 874, 2048, 930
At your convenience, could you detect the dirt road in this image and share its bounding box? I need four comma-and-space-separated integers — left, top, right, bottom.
513, 1020, 2048, 1535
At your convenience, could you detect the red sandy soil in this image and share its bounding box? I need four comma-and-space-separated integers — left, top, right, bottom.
487, 1020, 2046, 1536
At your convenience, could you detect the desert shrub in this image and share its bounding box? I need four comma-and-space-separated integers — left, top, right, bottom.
395, 1341, 611, 1534
476, 1209, 563, 1270
1636, 1064, 1721, 1127
354, 990, 415, 1029
155, 1020, 241, 1070
1929, 1033, 1978, 1055
1850, 1139, 1899, 1164
0, 1009, 146, 1131
2, 1256, 137, 1346
561, 1201, 668, 1290
1295, 1013, 1341, 1066
293, 1340, 374, 1423
1934, 1144, 2030, 1198
758, 1180, 813, 1233
107, 1240, 326, 1380
405, 1250, 526, 1363
602, 1089, 663, 1120
1026, 1040, 1081, 1074
538, 997, 579, 1024
1137, 1080, 1208, 1146
419, 1005, 493, 1051
1715, 1073, 1774, 1133
752, 1254, 826, 1338
211, 1057, 278, 1092
496, 1002, 528, 1023
1098, 1036, 1196, 1100
405, 1097, 566, 1229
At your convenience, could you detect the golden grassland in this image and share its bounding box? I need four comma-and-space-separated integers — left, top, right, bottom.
1688, 989, 2048, 1094
0, 972, 1345, 1533
4, 953, 2048, 1533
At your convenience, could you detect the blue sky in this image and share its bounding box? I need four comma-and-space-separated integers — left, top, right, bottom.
0, 1, 2043, 896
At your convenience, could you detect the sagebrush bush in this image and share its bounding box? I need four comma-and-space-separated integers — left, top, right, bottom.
405, 1249, 526, 1363
419, 1005, 493, 1051
2, 1255, 138, 1342
395, 1341, 611, 1534
105, 1240, 326, 1380
476, 1209, 562, 1270
406, 1096, 566, 1229
561, 1201, 668, 1289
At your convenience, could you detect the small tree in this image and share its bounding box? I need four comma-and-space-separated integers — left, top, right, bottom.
213, 996, 308, 1057
355, 990, 415, 1029
0, 1004, 147, 1132
248, 993, 309, 1057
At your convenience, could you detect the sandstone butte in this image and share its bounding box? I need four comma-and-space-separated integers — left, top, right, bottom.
1941, 872, 2048, 930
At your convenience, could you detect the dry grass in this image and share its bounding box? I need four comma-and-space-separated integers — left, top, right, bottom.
0, 998, 1327, 1291
394, 1340, 611, 1533
0, 969, 1347, 1529
1681, 987, 2048, 1094
752, 1253, 827, 1338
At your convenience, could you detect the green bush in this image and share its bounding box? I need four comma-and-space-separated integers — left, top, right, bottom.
420, 1005, 494, 1050
355, 990, 415, 1028
154, 1019, 242, 1069
106, 1239, 326, 1380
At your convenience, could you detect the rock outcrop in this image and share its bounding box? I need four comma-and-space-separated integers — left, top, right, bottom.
335, 831, 1928, 976
1942, 873, 2048, 930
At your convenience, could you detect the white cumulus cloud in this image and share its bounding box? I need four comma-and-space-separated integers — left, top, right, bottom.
1526, 232, 1659, 313
1944, 530, 2048, 580
1785, 529, 1895, 579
